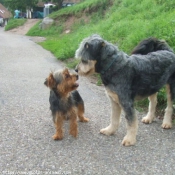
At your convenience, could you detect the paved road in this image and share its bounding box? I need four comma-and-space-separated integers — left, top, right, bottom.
0, 28, 175, 175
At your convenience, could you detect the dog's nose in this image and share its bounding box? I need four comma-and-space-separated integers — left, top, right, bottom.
75, 64, 78, 73
44, 79, 48, 86
75, 68, 78, 73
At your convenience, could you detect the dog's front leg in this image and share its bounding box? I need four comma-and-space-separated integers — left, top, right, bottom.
52, 113, 64, 140
100, 96, 121, 135
122, 104, 138, 146
69, 109, 78, 137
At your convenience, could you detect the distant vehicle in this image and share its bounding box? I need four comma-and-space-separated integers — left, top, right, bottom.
44, 3, 56, 8
62, 3, 75, 8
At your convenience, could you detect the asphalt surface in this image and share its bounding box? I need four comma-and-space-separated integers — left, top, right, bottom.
0, 27, 175, 175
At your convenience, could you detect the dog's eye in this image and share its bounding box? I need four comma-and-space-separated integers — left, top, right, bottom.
65, 74, 70, 79
82, 60, 87, 64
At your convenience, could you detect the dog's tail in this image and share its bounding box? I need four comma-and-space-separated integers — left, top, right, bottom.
131, 37, 173, 55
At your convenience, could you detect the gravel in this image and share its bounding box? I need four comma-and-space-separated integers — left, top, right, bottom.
0, 27, 175, 175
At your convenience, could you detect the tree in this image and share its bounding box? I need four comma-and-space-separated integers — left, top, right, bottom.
53, 0, 63, 9
0, 0, 4, 5
3, 0, 38, 11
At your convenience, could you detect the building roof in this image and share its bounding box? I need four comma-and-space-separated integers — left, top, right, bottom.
36, 2, 45, 7
0, 3, 12, 19
36, 2, 55, 8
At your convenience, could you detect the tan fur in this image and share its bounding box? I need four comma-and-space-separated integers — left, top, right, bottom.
76, 60, 97, 76
69, 107, 78, 137
52, 112, 64, 140
122, 117, 138, 146
142, 84, 173, 128
162, 84, 173, 128
47, 73, 56, 88
77, 104, 89, 122
57, 68, 79, 96
142, 93, 157, 124
100, 88, 138, 146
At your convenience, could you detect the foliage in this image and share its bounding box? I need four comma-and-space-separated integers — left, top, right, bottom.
3, 0, 38, 11
0, 0, 4, 4
154, 0, 175, 11
5, 18, 27, 31
51, 0, 63, 10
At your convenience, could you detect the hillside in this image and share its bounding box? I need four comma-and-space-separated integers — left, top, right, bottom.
27, 0, 175, 61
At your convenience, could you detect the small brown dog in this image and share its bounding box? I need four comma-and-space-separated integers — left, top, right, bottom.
44, 68, 89, 140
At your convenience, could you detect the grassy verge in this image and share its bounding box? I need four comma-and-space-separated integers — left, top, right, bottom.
5, 18, 27, 31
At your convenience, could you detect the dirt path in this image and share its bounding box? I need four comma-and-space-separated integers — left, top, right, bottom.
9, 19, 40, 35
8, 19, 46, 42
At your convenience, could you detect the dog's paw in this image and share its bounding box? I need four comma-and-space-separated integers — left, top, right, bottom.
70, 129, 78, 138
122, 135, 136, 146
142, 116, 153, 124
79, 117, 89, 122
162, 122, 172, 129
52, 134, 63, 140
100, 126, 115, 136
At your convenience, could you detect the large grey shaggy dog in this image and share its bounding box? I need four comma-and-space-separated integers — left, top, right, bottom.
75, 34, 175, 146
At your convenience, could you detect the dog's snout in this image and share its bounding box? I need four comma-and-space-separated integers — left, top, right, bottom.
75, 68, 78, 73
44, 79, 48, 86
75, 64, 79, 73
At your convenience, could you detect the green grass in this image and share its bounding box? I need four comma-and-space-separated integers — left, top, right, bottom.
5, 18, 27, 31
27, 0, 175, 112
27, 0, 175, 56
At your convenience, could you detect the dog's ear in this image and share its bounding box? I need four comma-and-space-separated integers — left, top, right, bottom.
84, 42, 89, 49
101, 41, 105, 47
63, 67, 71, 79
46, 73, 56, 88
63, 67, 69, 73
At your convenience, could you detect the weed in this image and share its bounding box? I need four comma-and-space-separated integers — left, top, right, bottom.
5, 18, 27, 31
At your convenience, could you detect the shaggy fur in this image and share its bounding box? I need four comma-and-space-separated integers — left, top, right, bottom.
131, 37, 173, 55
131, 37, 174, 127
75, 34, 175, 146
44, 68, 89, 140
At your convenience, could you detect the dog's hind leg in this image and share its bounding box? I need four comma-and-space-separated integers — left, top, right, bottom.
100, 95, 122, 136
142, 93, 157, 124
162, 84, 173, 129
77, 103, 89, 122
